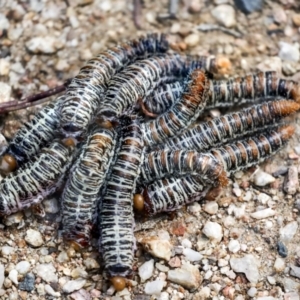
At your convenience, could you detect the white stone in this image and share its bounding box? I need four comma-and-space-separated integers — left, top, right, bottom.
279, 42, 300, 62
227, 204, 246, 218
1, 246, 14, 256
181, 239, 192, 248
167, 261, 202, 290
144, 280, 164, 295
230, 254, 260, 283
188, 202, 201, 214
247, 287, 257, 297
141, 237, 172, 261
45, 284, 61, 297
184, 33, 200, 48
203, 201, 218, 215
62, 279, 86, 293
0, 59, 10, 76
218, 259, 228, 267
0, 13, 9, 30
138, 259, 154, 283
204, 270, 213, 280
35, 263, 58, 283
232, 188, 242, 197
250, 208, 276, 219
202, 221, 223, 242
267, 276, 276, 285
15, 261, 30, 275
26, 36, 64, 54
157, 292, 169, 300
198, 286, 210, 298
274, 257, 285, 272
0, 265, 4, 289
257, 57, 282, 74
243, 191, 252, 201
280, 221, 298, 243
43, 198, 59, 214
211, 5, 236, 27
252, 169, 275, 186
228, 240, 240, 253
0, 82, 11, 103
223, 216, 236, 228
25, 229, 44, 247
8, 269, 18, 285
257, 193, 271, 204
183, 248, 202, 262
290, 265, 300, 279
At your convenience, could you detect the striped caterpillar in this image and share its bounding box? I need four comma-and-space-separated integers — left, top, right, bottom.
142, 69, 210, 146
150, 99, 300, 152
141, 71, 300, 117
98, 55, 216, 122
0, 96, 64, 174
59, 33, 169, 137
99, 117, 144, 291
0, 138, 76, 216
138, 125, 294, 215
61, 126, 117, 248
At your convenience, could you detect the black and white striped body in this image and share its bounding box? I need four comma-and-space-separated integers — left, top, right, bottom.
0, 140, 75, 216
99, 55, 215, 121
100, 118, 144, 278
142, 70, 209, 146
59, 34, 169, 136
2, 97, 63, 166
62, 127, 116, 247
151, 100, 300, 152
141, 149, 225, 187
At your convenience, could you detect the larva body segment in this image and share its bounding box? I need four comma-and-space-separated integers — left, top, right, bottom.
208, 71, 300, 108
59, 34, 169, 136
151, 100, 300, 152
142, 69, 209, 146
211, 125, 295, 174
141, 149, 227, 187
142, 81, 184, 117
0, 140, 75, 216
142, 176, 211, 215
100, 118, 144, 278
62, 126, 117, 248
0, 97, 64, 172
99, 55, 216, 122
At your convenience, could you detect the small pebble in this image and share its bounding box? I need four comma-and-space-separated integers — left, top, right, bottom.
62, 279, 86, 293
0, 82, 11, 103
139, 259, 154, 283
290, 265, 300, 280
228, 240, 240, 253
25, 229, 44, 247
43, 198, 59, 214
267, 276, 276, 285
280, 221, 298, 243
57, 251, 69, 263
252, 169, 275, 186
167, 261, 202, 290
211, 5, 236, 27
277, 241, 288, 258
199, 286, 210, 298
257, 193, 271, 204
71, 268, 88, 279
141, 237, 172, 261
144, 280, 164, 295
83, 258, 100, 270
155, 263, 169, 273
203, 201, 218, 214
15, 261, 30, 275
202, 221, 223, 242
184, 33, 200, 48
233, 0, 263, 14
274, 257, 285, 272
181, 238, 192, 248
279, 42, 300, 62
168, 257, 181, 268
230, 254, 260, 283
273, 6, 287, 23
183, 248, 202, 262
8, 269, 18, 285
250, 208, 276, 219
1, 246, 14, 256
0, 13, 9, 30
284, 166, 299, 195
26, 36, 64, 54
0, 265, 4, 289
292, 14, 300, 27
45, 284, 61, 297
35, 263, 58, 283
3, 212, 23, 226
18, 273, 35, 292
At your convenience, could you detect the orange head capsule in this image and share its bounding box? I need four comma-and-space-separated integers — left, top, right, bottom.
133, 194, 144, 211
111, 276, 126, 291
0, 154, 18, 175
61, 137, 77, 148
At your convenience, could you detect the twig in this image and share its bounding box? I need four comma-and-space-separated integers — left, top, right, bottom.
197, 23, 243, 38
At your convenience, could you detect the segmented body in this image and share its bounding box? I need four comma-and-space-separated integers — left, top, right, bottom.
1, 97, 63, 167
100, 118, 144, 278
0, 140, 75, 216
62, 127, 116, 247
151, 100, 300, 151
141, 71, 300, 117
59, 34, 169, 136
142, 125, 294, 216
99, 55, 215, 121
142, 69, 209, 146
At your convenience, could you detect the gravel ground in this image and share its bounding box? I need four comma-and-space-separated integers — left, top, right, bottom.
1, 0, 300, 299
